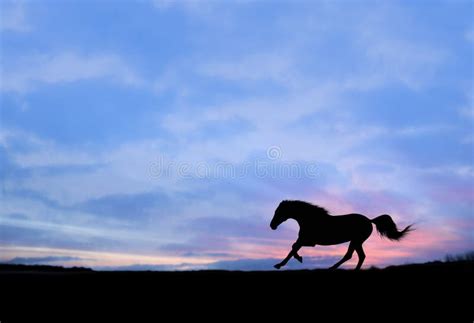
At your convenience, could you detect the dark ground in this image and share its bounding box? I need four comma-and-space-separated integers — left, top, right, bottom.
1, 260, 472, 321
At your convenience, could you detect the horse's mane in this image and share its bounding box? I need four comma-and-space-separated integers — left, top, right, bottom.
280, 200, 330, 216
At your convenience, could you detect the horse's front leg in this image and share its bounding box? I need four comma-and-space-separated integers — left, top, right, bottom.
274, 242, 302, 269
293, 251, 303, 263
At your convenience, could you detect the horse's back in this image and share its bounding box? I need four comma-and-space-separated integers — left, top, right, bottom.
299, 213, 373, 246
334, 213, 371, 224
329, 213, 373, 242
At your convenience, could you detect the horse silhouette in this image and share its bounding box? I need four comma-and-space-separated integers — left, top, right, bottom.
270, 200, 413, 270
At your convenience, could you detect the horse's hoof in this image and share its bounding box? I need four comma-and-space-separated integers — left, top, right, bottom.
295, 256, 303, 263
274, 264, 282, 269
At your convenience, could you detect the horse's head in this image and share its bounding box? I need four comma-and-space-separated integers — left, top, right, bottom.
270, 201, 290, 230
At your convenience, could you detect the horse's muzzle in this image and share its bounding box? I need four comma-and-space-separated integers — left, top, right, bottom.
270, 224, 277, 230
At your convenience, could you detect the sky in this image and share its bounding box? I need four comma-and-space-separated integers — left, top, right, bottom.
0, 0, 473, 270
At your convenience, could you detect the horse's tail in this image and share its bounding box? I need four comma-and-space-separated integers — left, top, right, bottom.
371, 214, 413, 241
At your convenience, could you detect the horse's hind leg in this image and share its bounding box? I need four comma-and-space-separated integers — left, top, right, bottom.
329, 243, 355, 270
354, 244, 366, 270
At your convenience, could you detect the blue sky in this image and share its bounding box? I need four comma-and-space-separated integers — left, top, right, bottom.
0, 0, 473, 270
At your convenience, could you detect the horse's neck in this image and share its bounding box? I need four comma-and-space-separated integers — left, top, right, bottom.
290, 214, 308, 227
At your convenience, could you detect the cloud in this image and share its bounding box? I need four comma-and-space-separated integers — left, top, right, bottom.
459, 91, 474, 120
1, 131, 163, 204
1, 52, 142, 92
1, 129, 101, 168
358, 36, 445, 90
0, 245, 213, 268
0, 0, 30, 32
152, 0, 216, 15
0, 217, 160, 249
466, 28, 474, 43
75, 191, 178, 221
198, 53, 297, 85
175, 214, 297, 242
152, 0, 186, 10
5, 256, 83, 265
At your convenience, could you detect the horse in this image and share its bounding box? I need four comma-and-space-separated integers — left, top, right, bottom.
270, 200, 413, 270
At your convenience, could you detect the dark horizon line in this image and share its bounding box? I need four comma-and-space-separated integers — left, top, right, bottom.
1, 257, 473, 273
